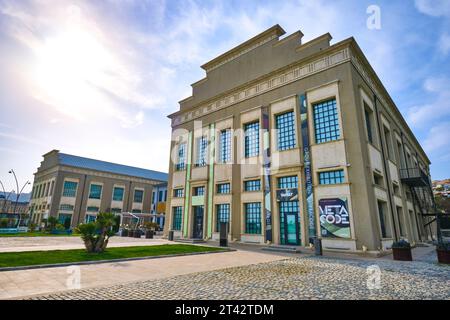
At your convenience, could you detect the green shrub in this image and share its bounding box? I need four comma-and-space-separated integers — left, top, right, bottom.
392, 239, 411, 249
75, 212, 117, 253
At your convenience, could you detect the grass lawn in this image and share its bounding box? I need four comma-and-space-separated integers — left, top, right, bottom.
0, 232, 79, 237
0, 244, 225, 268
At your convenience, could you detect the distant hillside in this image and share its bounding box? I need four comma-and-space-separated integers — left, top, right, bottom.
0, 192, 31, 203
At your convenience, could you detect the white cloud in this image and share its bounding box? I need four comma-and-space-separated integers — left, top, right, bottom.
407, 76, 450, 128
423, 121, 450, 153
439, 33, 450, 55
415, 0, 450, 17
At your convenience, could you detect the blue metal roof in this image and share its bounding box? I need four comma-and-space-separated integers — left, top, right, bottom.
58, 153, 168, 182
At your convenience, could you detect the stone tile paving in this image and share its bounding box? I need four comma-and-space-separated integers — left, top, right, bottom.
27, 255, 450, 300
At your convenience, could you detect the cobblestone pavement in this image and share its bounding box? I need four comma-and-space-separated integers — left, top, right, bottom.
27, 256, 450, 300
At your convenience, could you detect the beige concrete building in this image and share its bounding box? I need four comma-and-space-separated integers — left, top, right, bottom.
164, 25, 435, 253
29, 150, 168, 228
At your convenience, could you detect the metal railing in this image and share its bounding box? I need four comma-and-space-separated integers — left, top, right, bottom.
399, 167, 429, 184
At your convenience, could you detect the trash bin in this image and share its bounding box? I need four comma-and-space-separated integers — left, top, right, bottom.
168, 230, 174, 241
314, 237, 322, 256
219, 222, 228, 247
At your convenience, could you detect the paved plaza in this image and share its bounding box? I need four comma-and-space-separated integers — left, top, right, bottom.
0, 235, 172, 253
26, 255, 450, 300
0, 236, 449, 300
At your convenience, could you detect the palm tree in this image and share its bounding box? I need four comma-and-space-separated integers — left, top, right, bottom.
76, 212, 117, 253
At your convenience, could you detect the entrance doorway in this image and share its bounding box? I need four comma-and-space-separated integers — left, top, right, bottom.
192, 205, 204, 239
279, 201, 300, 245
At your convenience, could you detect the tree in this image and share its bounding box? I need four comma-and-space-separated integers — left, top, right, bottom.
47, 216, 58, 231
435, 195, 450, 214
75, 212, 117, 253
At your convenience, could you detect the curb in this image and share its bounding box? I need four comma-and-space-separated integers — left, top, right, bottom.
0, 247, 235, 272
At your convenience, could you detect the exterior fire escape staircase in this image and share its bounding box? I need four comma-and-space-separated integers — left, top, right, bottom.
399, 167, 444, 243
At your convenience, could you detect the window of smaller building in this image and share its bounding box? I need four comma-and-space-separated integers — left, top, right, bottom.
244, 179, 261, 192
216, 183, 230, 194
176, 143, 186, 171
172, 206, 182, 230
245, 202, 261, 234
393, 183, 400, 196
59, 204, 74, 211
133, 189, 144, 203
62, 181, 78, 197
111, 208, 122, 214
86, 206, 99, 212
244, 121, 260, 157
89, 184, 102, 199
216, 204, 230, 232
58, 214, 72, 227
318, 170, 345, 185
113, 187, 124, 201
313, 98, 340, 144
173, 188, 184, 198
193, 186, 205, 196
85, 215, 96, 223
158, 190, 164, 202
132, 209, 142, 213
276, 111, 296, 151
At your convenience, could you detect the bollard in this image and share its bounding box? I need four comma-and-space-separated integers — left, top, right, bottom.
314, 237, 323, 256
168, 230, 174, 241
219, 222, 228, 247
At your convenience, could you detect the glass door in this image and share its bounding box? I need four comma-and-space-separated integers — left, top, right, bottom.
279, 201, 300, 245
192, 205, 204, 239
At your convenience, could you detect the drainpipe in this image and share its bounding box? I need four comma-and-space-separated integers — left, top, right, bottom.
126, 181, 132, 212
373, 94, 399, 242
76, 174, 88, 226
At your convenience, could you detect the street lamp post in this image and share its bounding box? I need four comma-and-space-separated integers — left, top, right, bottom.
8, 169, 31, 227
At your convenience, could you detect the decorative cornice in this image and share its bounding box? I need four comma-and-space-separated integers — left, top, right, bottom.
349, 50, 430, 165
172, 47, 350, 127
201, 24, 286, 73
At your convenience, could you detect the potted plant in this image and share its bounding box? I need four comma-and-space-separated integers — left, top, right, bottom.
121, 225, 129, 237
391, 239, 412, 261
143, 222, 158, 239
134, 228, 142, 238
436, 242, 450, 264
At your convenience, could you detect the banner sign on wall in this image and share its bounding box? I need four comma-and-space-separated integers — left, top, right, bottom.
319, 198, 351, 239
276, 189, 299, 202
262, 106, 272, 243
299, 93, 316, 242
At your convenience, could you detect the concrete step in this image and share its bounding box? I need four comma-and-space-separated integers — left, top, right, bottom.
261, 245, 302, 253
173, 238, 206, 244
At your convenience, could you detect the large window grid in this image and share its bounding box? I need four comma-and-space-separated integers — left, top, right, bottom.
244, 121, 259, 157
219, 129, 232, 163
133, 189, 144, 203
216, 204, 230, 232
276, 111, 296, 151
195, 136, 208, 167
88, 184, 102, 199
318, 170, 345, 185
172, 206, 182, 230
113, 187, 124, 201
59, 204, 74, 211
245, 202, 261, 234
313, 99, 340, 144
278, 176, 298, 189
244, 179, 261, 191
176, 143, 186, 171
62, 181, 78, 197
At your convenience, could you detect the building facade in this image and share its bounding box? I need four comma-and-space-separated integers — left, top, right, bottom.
29, 150, 168, 228
164, 25, 435, 253
151, 183, 168, 229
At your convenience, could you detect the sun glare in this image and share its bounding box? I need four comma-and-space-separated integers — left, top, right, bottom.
32, 28, 114, 119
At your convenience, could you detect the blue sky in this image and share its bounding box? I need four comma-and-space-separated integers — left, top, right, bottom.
0, 0, 449, 193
